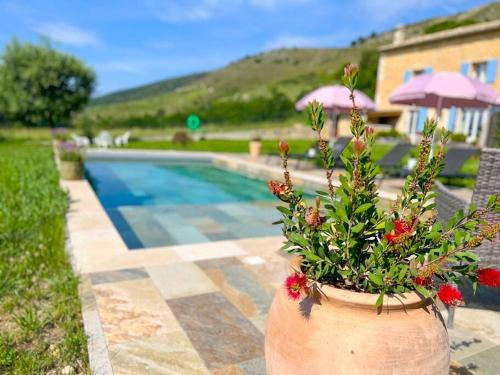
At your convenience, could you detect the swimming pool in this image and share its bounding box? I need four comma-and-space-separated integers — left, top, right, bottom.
85, 158, 281, 249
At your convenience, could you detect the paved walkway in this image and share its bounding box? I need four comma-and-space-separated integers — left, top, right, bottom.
63, 152, 496, 375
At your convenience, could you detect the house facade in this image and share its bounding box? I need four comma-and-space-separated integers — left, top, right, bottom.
373, 20, 500, 146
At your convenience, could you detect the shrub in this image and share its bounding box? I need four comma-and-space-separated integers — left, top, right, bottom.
171, 131, 192, 145
374, 128, 401, 139
59, 142, 84, 163
450, 133, 467, 143
269, 64, 499, 308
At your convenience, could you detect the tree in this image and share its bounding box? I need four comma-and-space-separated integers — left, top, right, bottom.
0, 39, 95, 127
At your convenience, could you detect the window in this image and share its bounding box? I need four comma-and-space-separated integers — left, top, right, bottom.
458, 109, 489, 142
471, 62, 488, 83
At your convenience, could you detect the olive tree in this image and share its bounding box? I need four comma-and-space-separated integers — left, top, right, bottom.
0, 40, 95, 127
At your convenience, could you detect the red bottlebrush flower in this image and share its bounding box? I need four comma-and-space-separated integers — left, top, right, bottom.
394, 219, 412, 235
305, 207, 324, 229
278, 140, 289, 155
477, 268, 500, 288
437, 284, 462, 306
285, 273, 307, 300
414, 277, 432, 287
353, 138, 365, 154
385, 233, 398, 244
268, 180, 288, 197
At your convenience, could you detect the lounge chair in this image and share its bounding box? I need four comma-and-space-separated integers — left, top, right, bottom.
378, 143, 413, 176
114, 131, 131, 147
71, 133, 90, 147
439, 145, 479, 179
93, 131, 113, 148
330, 136, 352, 167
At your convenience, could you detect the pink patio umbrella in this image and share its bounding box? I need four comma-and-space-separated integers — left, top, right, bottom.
296, 85, 375, 138
389, 72, 497, 117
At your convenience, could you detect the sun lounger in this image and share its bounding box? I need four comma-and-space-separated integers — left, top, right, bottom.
440, 145, 479, 178
378, 143, 413, 175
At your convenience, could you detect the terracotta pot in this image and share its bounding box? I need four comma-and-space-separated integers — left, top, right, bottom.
265, 258, 449, 375
249, 141, 262, 158
59, 161, 83, 180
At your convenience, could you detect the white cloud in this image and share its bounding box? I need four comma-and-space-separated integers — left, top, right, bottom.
265, 32, 347, 50
34, 22, 101, 47
147, 0, 229, 22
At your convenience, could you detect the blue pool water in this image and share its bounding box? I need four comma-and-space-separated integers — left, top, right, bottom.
85, 159, 281, 249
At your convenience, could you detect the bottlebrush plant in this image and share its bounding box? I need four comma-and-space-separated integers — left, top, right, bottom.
269, 63, 500, 308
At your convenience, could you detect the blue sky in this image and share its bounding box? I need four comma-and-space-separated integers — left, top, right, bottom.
0, 0, 490, 95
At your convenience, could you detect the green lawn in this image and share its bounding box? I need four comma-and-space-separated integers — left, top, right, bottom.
126, 139, 393, 161
0, 143, 88, 374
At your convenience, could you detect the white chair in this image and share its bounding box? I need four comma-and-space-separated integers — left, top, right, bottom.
93, 131, 113, 148
114, 131, 131, 147
71, 133, 90, 147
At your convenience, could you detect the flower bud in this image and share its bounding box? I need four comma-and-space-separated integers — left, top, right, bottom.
366, 127, 374, 136
343, 63, 358, 81
278, 140, 289, 155
353, 138, 365, 154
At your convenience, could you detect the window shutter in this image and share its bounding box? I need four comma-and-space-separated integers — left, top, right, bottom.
460, 62, 470, 76
448, 107, 457, 131
424, 67, 432, 74
417, 108, 427, 132
486, 59, 497, 83
403, 70, 411, 82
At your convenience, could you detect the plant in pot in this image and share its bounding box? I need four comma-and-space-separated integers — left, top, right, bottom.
58, 141, 84, 180
265, 64, 499, 375
249, 135, 262, 158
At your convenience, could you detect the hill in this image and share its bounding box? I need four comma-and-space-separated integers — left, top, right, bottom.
82, 2, 500, 128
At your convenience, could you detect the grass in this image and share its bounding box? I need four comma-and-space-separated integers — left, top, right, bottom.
126, 139, 393, 161
0, 143, 89, 374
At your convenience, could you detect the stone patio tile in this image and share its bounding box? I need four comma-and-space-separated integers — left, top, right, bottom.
79, 274, 97, 312
167, 292, 264, 371
202, 263, 274, 319
238, 357, 266, 375
147, 262, 218, 300
211, 365, 245, 374
235, 236, 288, 263
82, 310, 114, 375
93, 278, 182, 345
173, 241, 247, 262
109, 331, 210, 375
458, 345, 500, 375
243, 260, 289, 289
450, 327, 498, 361
196, 257, 242, 270
89, 267, 149, 285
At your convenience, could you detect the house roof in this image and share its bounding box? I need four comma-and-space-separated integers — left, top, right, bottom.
380, 19, 500, 53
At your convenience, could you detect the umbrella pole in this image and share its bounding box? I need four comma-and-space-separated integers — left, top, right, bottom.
330, 111, 339, 141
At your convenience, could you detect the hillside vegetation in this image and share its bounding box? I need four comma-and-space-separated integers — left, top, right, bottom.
82, 2, 500, 129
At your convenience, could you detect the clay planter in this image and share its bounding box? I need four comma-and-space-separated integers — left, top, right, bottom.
265, 258, 449, 375
249, 140, 262, 158
59, 161, 83, 180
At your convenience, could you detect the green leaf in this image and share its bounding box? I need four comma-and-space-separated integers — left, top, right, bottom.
376, 291, 385, 308
368, 273, 384, 286
288, 233, 309, 248
354, 203, 373, 214
351, 222, 365, 233
276, 206, 293, 216
415, 285, 430, 298
398, 265, 408, 281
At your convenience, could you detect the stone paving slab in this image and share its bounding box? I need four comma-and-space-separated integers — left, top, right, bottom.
62, 162, 497, 375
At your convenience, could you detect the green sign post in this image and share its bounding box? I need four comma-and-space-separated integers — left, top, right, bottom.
186, 114, 201, 131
